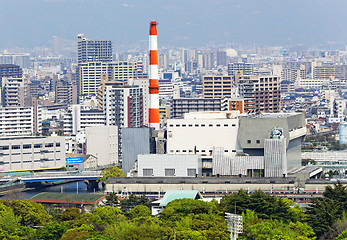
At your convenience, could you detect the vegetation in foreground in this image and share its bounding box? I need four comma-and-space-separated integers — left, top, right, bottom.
2, 184, 347, 239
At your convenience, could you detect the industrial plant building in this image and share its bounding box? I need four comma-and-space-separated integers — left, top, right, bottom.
166, 111, 306, 177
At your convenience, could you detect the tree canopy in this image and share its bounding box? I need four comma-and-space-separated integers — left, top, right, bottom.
97, 166, 125, 183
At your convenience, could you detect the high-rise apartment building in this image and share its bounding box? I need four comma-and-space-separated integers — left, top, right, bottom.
104, 85, 144, 157
0, 106, 42, 136
78, 62, 108, 96
79, 61, 146, 96
237, 73, 281, 113
0, 64, 22, 86
55, 81, 78, 104
216, 50, 227, 66
104, 86, 144, 128
0, 55, 30, 69
228, 63, 254, 76
202, 76, 236, 99
77, 34, 113, 64
63, 105, 105, 135
203, 72, 280, 113
1, 77, 26, 107
77, 34, 113, 98
171, 98, 222, 119
313, 65, 347, 82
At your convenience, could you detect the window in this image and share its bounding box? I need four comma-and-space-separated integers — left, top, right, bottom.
187, 169, 196, 177
216, 124, 220, 127
232, 150, 236, 152
45, 143, 54, 148
256, 140, 260, 144
182, 150, 187, 152
224, 124, 228, 127
209, 124, 213, 127
12, 145, 20, 150
247, 140, 251, 144
143, 169, 153, 177
23, 144, 31, 149
201, 124, 205, 127
56, 142, 61, 147
165, 169, 175, 177
232, 124, 236, 127
224, 150, 229, 152
195, 124, 199, 127
188, 124, 193, 127
176, 124, 180, 127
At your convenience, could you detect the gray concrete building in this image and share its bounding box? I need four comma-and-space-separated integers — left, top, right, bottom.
121, 127, 151, 175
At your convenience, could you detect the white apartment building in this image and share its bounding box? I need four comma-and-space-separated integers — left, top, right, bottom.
63, 105, 105, 135
79, 62, 108, 96
79, 61, 146, 96
0, 106, 41, 137
0, 136, 65, 171
296, 78, 329, 89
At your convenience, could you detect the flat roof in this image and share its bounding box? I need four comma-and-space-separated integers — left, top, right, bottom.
30, 192, 106, 205
106, 177, 297, 185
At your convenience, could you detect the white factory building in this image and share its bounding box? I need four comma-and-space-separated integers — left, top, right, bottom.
165, 111, 306, 177
0, 136, 66, 171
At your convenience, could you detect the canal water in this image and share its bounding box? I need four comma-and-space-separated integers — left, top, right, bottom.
0, 181, 103, 200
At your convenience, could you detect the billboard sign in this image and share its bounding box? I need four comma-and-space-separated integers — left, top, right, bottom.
66, 157, 84, 165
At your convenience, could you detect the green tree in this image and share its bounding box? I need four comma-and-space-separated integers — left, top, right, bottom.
220, 190, 300, 222
61, 208, 81, 221
241, 220, 316, 240
105, 192, 120, 207
307, 198, 340, 237
120, 194, 150, 213
60, 224, 94, 240
0, 199, 51, 226
98, 166, 125, 183
92, 206, 122, 225
337, 229, 347, 240
0, 202, 21, 240
33, 221, 69, 240
127, 205, 151, 219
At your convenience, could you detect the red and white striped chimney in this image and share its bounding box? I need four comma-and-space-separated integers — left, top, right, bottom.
149, 21, 160, 130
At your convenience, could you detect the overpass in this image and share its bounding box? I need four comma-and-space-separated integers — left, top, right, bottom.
19, 171, 101, 189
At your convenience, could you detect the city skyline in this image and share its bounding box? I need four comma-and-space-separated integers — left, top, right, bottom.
1, 0, 347, 50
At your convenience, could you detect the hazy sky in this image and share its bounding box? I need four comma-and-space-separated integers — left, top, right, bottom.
0, 0, 347, 50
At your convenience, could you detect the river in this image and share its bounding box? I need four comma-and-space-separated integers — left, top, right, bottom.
0, 181, 103, 200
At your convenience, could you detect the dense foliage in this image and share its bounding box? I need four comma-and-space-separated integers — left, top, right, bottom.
97, 166, 125, 183
4, 184, 347, 239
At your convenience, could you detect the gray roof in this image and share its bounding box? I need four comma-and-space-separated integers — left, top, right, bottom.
106, 177, 297, 185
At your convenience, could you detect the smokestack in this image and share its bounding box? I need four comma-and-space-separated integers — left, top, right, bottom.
149, 21, 160, 130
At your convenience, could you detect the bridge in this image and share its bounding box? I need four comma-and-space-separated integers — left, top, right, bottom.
19, 171, 102, 189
